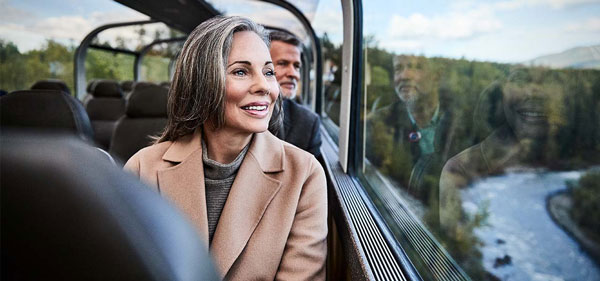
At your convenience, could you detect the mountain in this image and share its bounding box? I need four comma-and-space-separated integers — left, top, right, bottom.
525, 45, 600, 69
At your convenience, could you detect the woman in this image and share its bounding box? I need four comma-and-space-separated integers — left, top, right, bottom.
125, 16, 327, 280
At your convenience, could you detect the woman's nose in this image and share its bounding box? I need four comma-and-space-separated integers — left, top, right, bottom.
252, 74, 271, 95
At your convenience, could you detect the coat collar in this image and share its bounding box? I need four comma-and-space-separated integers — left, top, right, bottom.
162, 128, 285, 172
157, 129, 284, 277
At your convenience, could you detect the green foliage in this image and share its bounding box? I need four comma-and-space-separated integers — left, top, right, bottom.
570, 170, 600, 236
360, 39, 600, 280
0, 38, 174, 94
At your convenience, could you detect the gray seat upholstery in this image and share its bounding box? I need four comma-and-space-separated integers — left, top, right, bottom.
31, 79, 71, 94
0, 89, 94, 142
1, 133, 219, 281
84, 80, 126, 149
109, 83, 168, 164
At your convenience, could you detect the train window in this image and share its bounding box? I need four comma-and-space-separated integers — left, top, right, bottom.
205, 0, 308, 40
138, 40, 184, 83
0, 1, 148, 93
360, 1, 600, 280
312, 0, 343, 140
85, 23, 181, 83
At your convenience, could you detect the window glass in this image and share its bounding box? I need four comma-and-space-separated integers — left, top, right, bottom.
311, 0, 343, 139
0, 0, 149, 93
361, 1, 600, 280
87, 23, 183, 84
139, 40, 184, 83
205, 0, 308, 41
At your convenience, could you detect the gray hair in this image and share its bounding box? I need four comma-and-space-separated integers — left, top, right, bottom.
269, 29, 302, 48
157, 16, 283, 142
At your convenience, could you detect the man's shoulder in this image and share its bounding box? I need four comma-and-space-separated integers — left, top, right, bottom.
284, 98, 319, 122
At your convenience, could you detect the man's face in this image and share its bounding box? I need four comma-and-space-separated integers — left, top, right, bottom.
393, 55, 427, 103
270, 40, 301, 99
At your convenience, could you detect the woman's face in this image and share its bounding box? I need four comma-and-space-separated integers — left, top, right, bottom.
222, 31, 280, 135
502, 70, 565, 140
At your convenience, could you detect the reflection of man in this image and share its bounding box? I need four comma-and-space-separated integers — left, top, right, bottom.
366, 55, 450, 199
268, 30, 322, 157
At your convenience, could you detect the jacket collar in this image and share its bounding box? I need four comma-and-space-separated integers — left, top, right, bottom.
162, 128, 285, 172
157, 129, 285, 277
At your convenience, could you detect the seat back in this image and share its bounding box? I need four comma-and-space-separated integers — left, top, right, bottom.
109, 84, 168, 164
1, 133, 218, 281
84, 80, 126, 149
0, 89, 94, 142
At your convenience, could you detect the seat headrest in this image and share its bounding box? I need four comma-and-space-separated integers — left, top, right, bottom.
86, 79, 98, 94
121, 80, 135, 92
1, 133, 219, 281
127, 84, 168, 118
93, 80, 123, 98
1, 90, 94, 142
31, 79, 71, 94
132, 81, 156, 91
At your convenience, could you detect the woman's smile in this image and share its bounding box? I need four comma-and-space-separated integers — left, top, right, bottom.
240, 101, 270, 118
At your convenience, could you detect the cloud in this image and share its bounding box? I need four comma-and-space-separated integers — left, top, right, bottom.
31, 16, 95, 42
380, 39, 424, 52
566, 17, 600, 32
0, 0, 36, 24
0, 6, 152, 52
493, 0, 599, 10
388, 7, 501, 40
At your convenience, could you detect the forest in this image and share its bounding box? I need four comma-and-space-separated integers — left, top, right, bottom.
0, 35, 176, 94
320, 34, 600, 279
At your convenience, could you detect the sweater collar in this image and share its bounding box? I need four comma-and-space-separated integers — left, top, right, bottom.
162, 128, 285, 173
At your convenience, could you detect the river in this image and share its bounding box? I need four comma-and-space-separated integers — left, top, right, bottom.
461, 170, 600, 281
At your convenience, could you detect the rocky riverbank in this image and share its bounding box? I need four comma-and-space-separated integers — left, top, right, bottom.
546, 191, 600, 264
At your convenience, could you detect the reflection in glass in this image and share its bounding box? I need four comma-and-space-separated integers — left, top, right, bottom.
361, 33, 600, 281
439, 66, 600, 280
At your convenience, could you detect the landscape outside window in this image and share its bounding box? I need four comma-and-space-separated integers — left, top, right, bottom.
361, 1, 600, 280
312, 0, 343, 137
0, 0, 182, 95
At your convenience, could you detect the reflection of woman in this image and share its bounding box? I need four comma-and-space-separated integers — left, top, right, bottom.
439, 68, 566, 226
125, 16, 327, 280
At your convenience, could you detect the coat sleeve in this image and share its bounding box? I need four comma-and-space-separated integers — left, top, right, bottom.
123, 152, 141, 177
275, 158, 328, 281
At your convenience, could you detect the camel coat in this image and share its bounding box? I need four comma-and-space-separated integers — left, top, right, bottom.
124, 130, 327, 280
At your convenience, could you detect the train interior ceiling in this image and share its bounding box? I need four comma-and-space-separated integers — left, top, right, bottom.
1, 0, 600, 281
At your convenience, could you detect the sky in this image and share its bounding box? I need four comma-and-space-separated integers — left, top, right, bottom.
363, 0, 600, 63
1, 0, 599, 63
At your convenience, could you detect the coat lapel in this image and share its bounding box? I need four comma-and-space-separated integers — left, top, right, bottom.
156, 131, 210, 248
210, 132, 285, 277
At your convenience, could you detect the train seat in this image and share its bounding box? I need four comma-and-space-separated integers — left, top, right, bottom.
1, 133, 219, 281
121, 80, 136, 97
0, 89, 95, 142
84, 80, 126, 150
109, 83, 168, 164
30, 79, 71, 94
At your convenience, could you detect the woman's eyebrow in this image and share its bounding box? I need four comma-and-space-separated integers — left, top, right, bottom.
227, 61, 251, 67
227, 61, 273, 68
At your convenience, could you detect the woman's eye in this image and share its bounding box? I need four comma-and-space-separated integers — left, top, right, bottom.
233, 69, 246, 76
265, 70, 275, 77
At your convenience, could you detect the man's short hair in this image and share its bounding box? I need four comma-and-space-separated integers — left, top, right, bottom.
269, 30, 302, 48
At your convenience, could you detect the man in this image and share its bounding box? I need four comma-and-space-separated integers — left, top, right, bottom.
269, 30, 322, 157
366, 54, 451, 202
